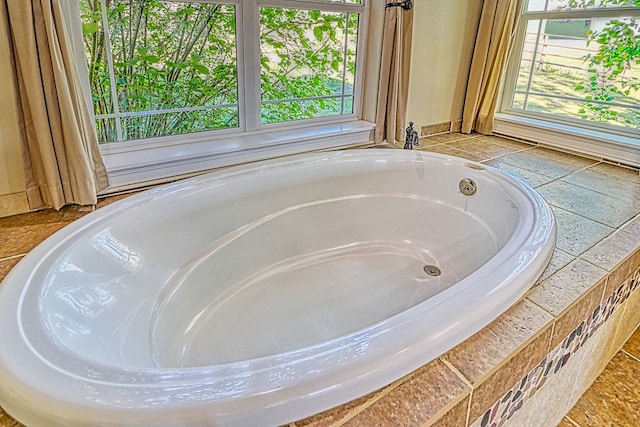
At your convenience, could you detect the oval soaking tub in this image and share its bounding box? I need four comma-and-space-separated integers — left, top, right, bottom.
0, 149, 555, 426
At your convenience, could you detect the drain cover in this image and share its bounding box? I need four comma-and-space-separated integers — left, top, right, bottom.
423, 265, 441, 276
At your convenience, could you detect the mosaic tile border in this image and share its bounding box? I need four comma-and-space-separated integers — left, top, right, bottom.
472, 267, 640, 427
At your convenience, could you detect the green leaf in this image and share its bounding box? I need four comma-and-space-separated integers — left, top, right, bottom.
313, 26, 323, 41
193, 64, 210, 75
82, 22, 98, 36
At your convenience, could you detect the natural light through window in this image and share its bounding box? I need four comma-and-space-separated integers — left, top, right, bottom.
79, 0, 366, 144
259, 8, 359, 124
503, 0, 640, 134
80, 1, 238, 143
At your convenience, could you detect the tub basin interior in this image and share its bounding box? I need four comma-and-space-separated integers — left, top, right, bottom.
151, 195, 503, 367
31, 155, 520, 370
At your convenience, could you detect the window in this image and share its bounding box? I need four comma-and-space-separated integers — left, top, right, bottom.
259, 7, 359, 124
501, 0, 640, 136
79, 0, 366, 144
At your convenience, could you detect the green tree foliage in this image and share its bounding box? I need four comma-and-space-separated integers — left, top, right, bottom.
260, 8, 358, 124
81, 1, 358, 142
81, 0, 238, 142
567, 0, 640, 125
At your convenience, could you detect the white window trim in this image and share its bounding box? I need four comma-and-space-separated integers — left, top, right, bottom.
102, 120, 375, 192
494, 113, 640, 167
66, 0, 372, 190
498, 2, 640, 166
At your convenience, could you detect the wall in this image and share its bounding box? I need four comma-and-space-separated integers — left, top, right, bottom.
0, 15, 28, 218
406, 0, 482, 135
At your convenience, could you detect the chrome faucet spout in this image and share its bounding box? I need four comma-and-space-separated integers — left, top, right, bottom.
403, 121, 419, 149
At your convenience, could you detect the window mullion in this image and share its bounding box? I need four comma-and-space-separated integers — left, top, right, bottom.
522, 18, 546, 111
351, 6, 367, 119
500, 11, 527, 112
240, 0, 262, 131
339, 12, 350, 115
99, 0, 124, 142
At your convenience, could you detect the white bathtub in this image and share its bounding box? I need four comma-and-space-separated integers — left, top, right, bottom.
0, 149, 555, 426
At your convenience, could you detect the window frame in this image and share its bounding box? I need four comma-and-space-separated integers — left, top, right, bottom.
243, 0, 366, 132
77, 0, 368, 149
499, 2, 640, 141
66, 0, 373, 190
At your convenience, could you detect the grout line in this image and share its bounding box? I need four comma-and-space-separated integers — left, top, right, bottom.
481, 147, 538, 163
463, 389, 473, 427
535, 142, 604, 163
440, 357, 473, 389
619, 212, 640, 237
438, 137, 539, 164
0, 254, 27, 263
547, 202, 626, 234
556, 163, 640, 205
477, 134, 540, 148
421, 389, 472, 427
524, 296, 557, 321
563, 414, 582, 427
547, 204, 616, 230
333, 371, 417, 426
621, 348, 640, 365
577, 248, 629, 274
422, 388, 474, 427
486, 147, 597, 186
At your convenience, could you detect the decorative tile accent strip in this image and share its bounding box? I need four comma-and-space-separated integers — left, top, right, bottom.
471, 267, 640, 427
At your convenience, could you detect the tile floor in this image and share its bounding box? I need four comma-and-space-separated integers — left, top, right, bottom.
0, 132, 639, 426
561, 325, 640, 427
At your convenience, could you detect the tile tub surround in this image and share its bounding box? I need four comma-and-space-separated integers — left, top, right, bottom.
0, 134, 639, 426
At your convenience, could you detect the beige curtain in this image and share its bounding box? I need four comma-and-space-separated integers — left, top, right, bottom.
461, 0, 523, 135
375, 4, 414, 144
1, 0, 109, 210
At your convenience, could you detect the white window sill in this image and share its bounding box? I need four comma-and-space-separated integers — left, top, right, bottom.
100, 120, 376, 192
494, 114, 640, 168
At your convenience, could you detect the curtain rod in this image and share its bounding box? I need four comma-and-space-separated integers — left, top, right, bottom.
385, 0, 413, 10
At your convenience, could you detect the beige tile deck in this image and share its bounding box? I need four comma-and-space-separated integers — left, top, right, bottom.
551, 206, 614, 257
496, 149, 588, 179
534, 248, 575, 287
527, 259, 607, 317
482, 159, 555, 188
537, 180, 640, 228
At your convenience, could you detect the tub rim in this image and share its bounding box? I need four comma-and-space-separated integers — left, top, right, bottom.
0, 149, 556, 426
